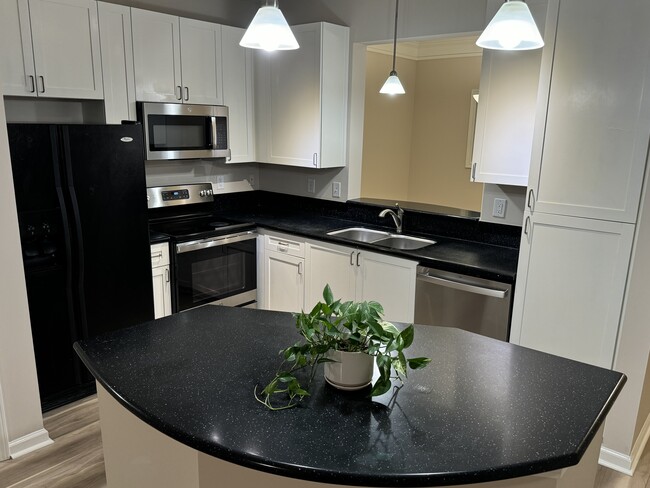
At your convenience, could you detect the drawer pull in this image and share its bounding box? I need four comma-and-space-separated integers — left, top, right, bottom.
151, 252, 163, 259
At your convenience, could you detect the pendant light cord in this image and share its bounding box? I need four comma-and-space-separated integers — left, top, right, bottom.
391, 0, 399, 72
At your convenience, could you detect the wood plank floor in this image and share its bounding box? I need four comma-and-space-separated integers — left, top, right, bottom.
0, 394, 647, 487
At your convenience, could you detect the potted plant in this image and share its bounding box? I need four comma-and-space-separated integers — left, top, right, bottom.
255, 285, 431, 410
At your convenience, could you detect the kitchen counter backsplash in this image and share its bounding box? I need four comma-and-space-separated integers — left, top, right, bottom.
213, 191, 522, 249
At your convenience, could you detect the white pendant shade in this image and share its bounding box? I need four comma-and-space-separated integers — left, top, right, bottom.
380, 72, 406, 95
476, 0, 544, 51
239, 5, 299, 51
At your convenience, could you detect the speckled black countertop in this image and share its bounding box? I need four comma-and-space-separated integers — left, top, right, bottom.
218, 209, 519, 283
74, 305, 625, 487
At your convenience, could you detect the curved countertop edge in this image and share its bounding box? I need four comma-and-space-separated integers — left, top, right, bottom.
220, 214, 520, 284
74, 341, 626, 488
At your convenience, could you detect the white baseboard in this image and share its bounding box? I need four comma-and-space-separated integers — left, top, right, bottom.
9, 428, 53, 459
599, 412, 650, 475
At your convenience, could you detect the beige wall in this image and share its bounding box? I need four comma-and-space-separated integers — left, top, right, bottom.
361, 51, 483, 211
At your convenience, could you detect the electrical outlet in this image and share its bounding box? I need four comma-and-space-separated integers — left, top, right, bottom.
307, 178, 316, 194
216, 175, 225, 190
332, 181, 341, 198
493, 198, 507, 218
248, 174, 255, 188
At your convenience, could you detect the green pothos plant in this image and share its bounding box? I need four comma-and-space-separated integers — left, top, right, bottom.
255, 285, 431, 410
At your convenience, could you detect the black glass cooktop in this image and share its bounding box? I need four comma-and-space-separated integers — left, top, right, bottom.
150, 216, 255, 241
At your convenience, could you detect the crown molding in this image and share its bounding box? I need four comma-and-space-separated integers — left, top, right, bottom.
367, 35, 482, 61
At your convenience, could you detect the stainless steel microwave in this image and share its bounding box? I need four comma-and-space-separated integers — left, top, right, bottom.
137, 102, 231, 161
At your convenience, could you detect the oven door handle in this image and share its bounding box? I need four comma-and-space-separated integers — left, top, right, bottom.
176, 231, 257, 254
416, 272, 508, 299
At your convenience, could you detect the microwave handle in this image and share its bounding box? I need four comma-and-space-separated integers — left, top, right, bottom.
210, 116, 218, 149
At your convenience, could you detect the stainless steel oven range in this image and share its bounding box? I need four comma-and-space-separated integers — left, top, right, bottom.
148, 183, 257, 312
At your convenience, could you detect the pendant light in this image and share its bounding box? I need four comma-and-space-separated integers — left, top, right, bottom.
476, 0, 544, 51
379, 0, 405, 95
240, 0, 299, 51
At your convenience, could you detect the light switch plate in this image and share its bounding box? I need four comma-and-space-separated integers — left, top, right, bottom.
332, 181, 341, 198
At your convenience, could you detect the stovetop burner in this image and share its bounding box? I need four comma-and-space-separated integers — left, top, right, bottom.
150, 215, 255, 242
208, 221, 230, 228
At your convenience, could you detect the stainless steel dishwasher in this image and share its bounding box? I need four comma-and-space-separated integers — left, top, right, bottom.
414, 266, 513, 341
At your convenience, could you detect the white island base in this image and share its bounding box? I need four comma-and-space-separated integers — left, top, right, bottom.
97, 385, 603, 488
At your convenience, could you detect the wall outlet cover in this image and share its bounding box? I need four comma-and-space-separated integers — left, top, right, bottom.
307, 178, 316, 194
216, 175, 225, 190
332, 181, 341, 198
493, 198, 507, 218
248, 174, 255, 188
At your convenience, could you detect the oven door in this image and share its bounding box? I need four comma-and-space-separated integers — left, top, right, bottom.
174, 232, 257, 312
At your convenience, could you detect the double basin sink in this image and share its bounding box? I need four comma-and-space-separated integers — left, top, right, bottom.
327, 227, 436, 251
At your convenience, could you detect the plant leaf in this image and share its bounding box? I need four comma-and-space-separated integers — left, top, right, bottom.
398, 325, 415, 349
371, 377, 391, 396
323, 284, 334, 306
408, 357, 432, 370
394, 351, 407, 376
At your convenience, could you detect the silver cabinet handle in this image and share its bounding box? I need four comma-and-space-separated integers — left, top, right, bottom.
298, 261, 303, 276
524, 216, 531, 239
38, 76, 45, 93
527, 189, 535, 211
350, 251, 354, 266
28, 75, 35, 93
277, 241, 289, 253
356, 251, 361, 267
416, 272, 508, 299
176, 85, 182, 100
184, 86, 189, 101
313, 153, 318, 167
471, 162, 477, 181
165, 268, 170, 283
151, 251, 163, 259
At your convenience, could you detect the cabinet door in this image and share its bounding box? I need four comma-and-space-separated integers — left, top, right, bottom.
267, 25, 321, 168
305, 241, 356, 309
29, 0, 103, 99
356, 251, 416, 323
179, 18, 222, 105
527, 0, 650, 223
131, 8, 181, 103
510, 212, 634, 368
98, 2, 136, 123
265, 251, 304, 313
0, 0, 36, 97
222, 25, 255, 163
152, 265, 172, 319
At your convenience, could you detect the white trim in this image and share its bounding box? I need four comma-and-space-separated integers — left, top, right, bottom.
8, 428, 52, 459
0, 379, 9, 461
599, 412, 650, 475
366, 35, 482, 61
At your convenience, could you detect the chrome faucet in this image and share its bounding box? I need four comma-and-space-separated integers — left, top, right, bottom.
379, 203, 404, 234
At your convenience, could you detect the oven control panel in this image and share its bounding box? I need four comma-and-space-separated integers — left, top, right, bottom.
147, 183, 214, 209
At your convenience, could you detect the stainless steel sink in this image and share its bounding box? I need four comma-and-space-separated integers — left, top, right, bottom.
373, 235, 437, 251
327, 227, 436, 250
327, 227, 389, 243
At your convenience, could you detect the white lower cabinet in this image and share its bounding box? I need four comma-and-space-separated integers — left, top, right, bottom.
262, 233, 305, 313
305, 240, 416, 324
151, 243, 171, 319
510, 212, 634, 368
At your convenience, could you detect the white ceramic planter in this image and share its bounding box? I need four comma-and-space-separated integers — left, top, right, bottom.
324, 350, 374, 390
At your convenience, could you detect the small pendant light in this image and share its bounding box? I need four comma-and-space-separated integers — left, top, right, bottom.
380, 0, 405, 95
476, 0, 544, 51
240, 0, 299, 51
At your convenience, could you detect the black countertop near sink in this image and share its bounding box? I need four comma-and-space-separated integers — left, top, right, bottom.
74, 305, 626, 487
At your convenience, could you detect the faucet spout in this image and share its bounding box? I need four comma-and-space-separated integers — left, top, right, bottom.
379, 203, 404, 233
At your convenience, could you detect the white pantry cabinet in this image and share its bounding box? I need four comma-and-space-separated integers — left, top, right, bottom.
255, 22, 349, 168
0, 0, 103, 99
97, 2, 136, 123
151, 243, 172, 319
305, 240, 416, 323
262, 232, 305, 313
510, 212, 633, 368
525, 0, 650, 223
131, 9, 223, 105
470, 1, 546, 187
221, 25, 256, 163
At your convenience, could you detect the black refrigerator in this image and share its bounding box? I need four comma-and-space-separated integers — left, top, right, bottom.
7, 123, 154, 412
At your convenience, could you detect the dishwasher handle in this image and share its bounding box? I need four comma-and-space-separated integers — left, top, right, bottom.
416, 271, 508, 299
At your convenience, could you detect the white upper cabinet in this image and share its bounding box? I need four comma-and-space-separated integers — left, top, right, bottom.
221, 25, 255, 163
255, 22, 349, 168
131, 9, 223, 105
470, 0, 547, 187
527, 0, 650, 223
98, 2, 136, 123
0, 0, 103, 99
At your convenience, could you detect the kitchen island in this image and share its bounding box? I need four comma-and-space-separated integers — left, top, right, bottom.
74, 305, 625, 488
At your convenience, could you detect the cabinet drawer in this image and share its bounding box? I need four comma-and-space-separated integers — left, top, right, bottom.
151, 242, 170, 267
265, 234, 304, 258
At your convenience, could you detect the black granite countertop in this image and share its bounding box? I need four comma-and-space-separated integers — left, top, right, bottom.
74, 306, 625, 487
149, 230, 170, 244
217, 210, 519, 283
